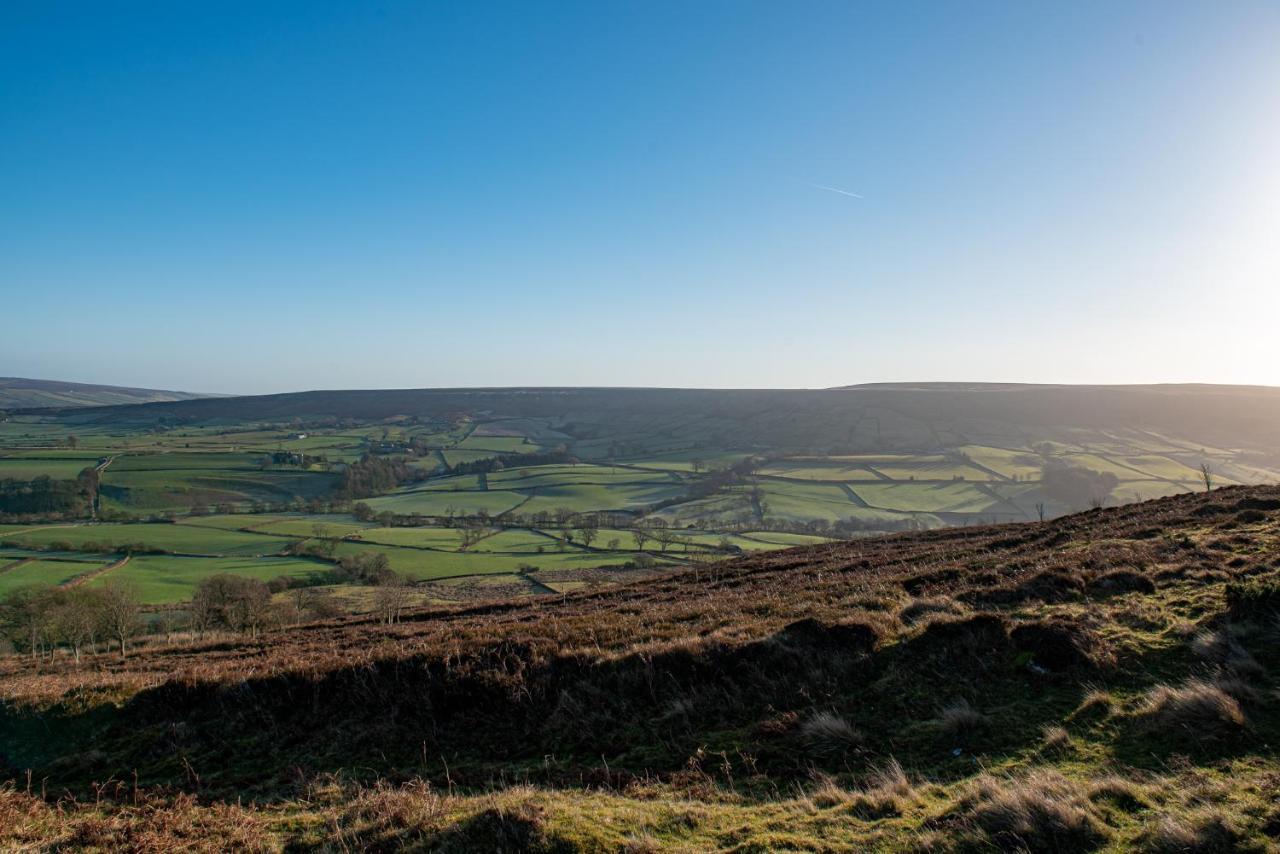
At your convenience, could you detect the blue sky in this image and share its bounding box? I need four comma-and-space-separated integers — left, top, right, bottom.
3, 1, 1278, 394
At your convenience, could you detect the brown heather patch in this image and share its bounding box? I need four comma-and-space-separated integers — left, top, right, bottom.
1, 484, 1279, 851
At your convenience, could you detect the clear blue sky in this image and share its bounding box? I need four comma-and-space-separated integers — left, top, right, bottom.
3, 1, 1278, 394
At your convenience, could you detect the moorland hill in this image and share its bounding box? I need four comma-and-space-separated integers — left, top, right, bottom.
3, 484, 1279, 850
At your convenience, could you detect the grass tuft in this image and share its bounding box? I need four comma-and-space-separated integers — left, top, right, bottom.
1140, 810, 1242, 853
937, 698, 990, 743
949, 770, 1109, 852
1137, 679, 1248, 739
800, 711, 863, 759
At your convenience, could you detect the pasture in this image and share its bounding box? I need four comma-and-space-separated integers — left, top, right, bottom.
4, 388, 1280, 609
86, 555, 335, 604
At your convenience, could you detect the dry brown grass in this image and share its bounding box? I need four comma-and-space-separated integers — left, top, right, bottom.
896, 595, 968, 626
947, 769, 1109, 852
1191, 628, 1265, 679
799, 711, 863, 759
1140, 809, 1242, 853
1075, 685, 1116, 717
848, 758, 915, 818
1138, 679, 1248, 738
1041, 725, 1072, 752
936, 698, 990, 743
8, 485, 1274, 711
0, 786, 276, 853
1085, 774, 1150, 812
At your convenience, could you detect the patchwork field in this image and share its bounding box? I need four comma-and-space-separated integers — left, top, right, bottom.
2, 385, 1278, 612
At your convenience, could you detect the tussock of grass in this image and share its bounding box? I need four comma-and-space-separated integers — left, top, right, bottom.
799, 711, 862, 759
896, 595, 967, 626
1075, 684, 1116, 717
1041, 725, 1072, 752
1223, 578, 1280, 624
936, 698, 990, 743
1086, 775, 1150, 812
1141, 810, 1243, 853
1191, 628, 1265, 678
1138, 679, 1248, 738
946, 770, 1109, 852
848, 758, 915, 818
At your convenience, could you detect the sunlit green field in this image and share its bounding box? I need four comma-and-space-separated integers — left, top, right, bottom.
0, 523, 293, 557
0, 557, 105, 596
85, 555, 335, 604
4, 404, 1278, 608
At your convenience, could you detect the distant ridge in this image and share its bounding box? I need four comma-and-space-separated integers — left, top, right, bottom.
52, 382, 1280, 454
0, 377, 210, 410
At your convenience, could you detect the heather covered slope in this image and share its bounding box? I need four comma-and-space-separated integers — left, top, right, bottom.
0, 377, 206, 410
3, 485, 1280, 851
56, 383, 1280, 454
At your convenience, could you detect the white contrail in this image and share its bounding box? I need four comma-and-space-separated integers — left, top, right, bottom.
810, 183, 864, 199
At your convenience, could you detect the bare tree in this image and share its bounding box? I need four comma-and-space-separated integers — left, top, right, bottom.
374, 582, 411, 625
98, 582, 141, 659
631, 527, 651, 551
1035, 502, 1046, 523
650, 521, 675, 552
52, 589, 101, 665
1200, 462, 1213, 492
576, 521, 599, 549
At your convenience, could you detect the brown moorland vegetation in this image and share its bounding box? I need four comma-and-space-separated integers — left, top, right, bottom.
2, 484, 1280, 850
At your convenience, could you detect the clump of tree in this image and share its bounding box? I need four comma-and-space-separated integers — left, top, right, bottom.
0, 468, 99, 519
447, 446, 576, 476
335, 551, 399, 586
339, 454, 418, 500
191, 575, 274, 638
0, 582, 141, 662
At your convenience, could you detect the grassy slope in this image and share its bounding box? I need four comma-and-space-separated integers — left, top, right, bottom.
2, 485, 1280, 850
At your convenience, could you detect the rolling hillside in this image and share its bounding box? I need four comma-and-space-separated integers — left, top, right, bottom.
0, 377, 208, 410
58, 382, 1280, 453
3, 485, 1279, 850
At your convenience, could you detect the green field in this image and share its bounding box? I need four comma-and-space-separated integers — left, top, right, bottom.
364, 488, 527, 516
0, 458, 100, 479
0, 523, 293, 556
4, 385, 1279, 607
86, 555, 335, 604
0, 558, 104, 595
